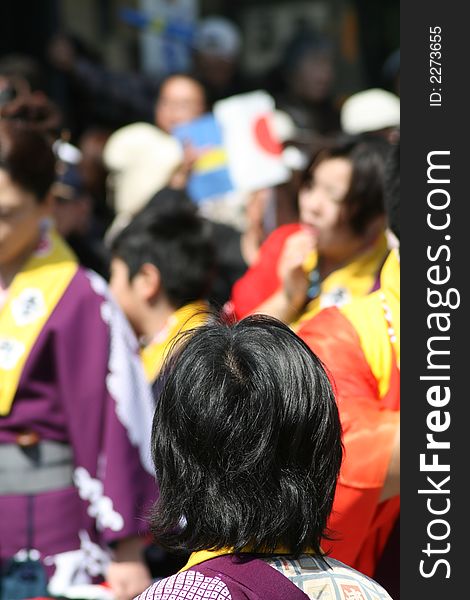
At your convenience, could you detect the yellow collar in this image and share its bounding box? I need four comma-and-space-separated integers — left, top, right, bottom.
140, 300, 209, 382
179, 545, 317, 573
180, 549, 233, 572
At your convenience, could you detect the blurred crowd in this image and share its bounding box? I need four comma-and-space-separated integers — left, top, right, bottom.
0, 12, 400, 600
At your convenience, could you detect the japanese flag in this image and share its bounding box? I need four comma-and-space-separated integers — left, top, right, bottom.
214, 90, 290, 192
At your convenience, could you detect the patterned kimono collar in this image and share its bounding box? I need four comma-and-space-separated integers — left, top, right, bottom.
180, 546, 317, 573
140, 300, 209, 383
180, 549, 233, 572
0, 230, 78, 416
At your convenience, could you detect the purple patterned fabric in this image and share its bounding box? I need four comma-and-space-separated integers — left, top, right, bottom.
140, 570, 231, 600
136, 555, 309, 600
0, 268, 156, 581
135, 555, 394, 600
189, 556, 309, 600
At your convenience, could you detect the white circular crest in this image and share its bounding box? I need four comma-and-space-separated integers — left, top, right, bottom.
0, 337, 25, 370
320, 287, 351, 309
11, 288, 46, 326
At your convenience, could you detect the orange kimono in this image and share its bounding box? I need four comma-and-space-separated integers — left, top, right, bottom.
297, 250, 400, 577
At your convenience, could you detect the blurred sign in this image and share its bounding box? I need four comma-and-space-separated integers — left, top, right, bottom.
214, 90, 290, 192
136, 0, 198, 76
173, 113, 233, 203
241, 1, 330, 75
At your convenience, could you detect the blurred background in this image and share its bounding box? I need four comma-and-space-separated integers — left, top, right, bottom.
0, 0, 399, 142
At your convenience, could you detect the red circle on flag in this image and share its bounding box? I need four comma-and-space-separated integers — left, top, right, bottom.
253, 114, 283, 156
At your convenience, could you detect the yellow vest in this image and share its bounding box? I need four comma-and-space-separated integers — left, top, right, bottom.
0, 231, 78, 416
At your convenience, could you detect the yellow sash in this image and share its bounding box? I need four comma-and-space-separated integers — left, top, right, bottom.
141, 301, 209, 383
340, 249, 400, 398
292, 234, 389, 330
0, 230, 78, 416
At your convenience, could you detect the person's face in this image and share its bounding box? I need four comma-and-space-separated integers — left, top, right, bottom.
291, 51, 334, 102
299, 157, 356, 257
78, 131, 109, 196
109, 257, 143, 334
0, 169, 50, 267
154, 77, 206, 134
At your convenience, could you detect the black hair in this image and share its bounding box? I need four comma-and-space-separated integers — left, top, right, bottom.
383, 139, 400, 240
150, 314, 343, 556
302, 135, 390, 235
111, 188, 215, 309
282, 28, 333, 76
0, 120, 56, 201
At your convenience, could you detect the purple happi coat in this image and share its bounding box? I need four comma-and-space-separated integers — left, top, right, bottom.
136, 554, 395, 600
0, 267, 156, 589
138, 556, 309, 600
186, 556, 310, 600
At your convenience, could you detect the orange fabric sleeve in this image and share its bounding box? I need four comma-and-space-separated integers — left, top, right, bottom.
297, 307, 399, 573
297, 307, 398, 489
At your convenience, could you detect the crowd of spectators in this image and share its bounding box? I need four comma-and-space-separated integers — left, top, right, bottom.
0, 13, 400, 600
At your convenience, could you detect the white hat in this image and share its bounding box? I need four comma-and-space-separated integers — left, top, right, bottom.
340, 88, 400, 135
194, 16, 242, 58
103, 122, 183, 218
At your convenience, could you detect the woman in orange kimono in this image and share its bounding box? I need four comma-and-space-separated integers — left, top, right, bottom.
296, 142, 400, 593
227, 137, 391, 326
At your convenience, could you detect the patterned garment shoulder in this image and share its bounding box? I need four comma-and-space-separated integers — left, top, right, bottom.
263, 555, 394, 600
134, 570, 232, 600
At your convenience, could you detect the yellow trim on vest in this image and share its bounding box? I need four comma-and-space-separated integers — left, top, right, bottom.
179, 545, 318, 573
340, 250, 400, 398
141, 301, 209, 383
179, 549, 233, 572
0, 230, 78, 416
292, 234, 389, 329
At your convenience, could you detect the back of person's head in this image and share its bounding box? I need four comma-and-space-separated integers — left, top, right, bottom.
303, 135, 390, 235
383, 138, 400, 241
111, 189, 215, 308
0, 120, 56, 202
151, 314, 343, 556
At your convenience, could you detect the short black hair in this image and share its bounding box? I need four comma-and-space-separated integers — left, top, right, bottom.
302, 136, 390, 235
383, 139, 400, 240
111, 188, 215, 309
150, 315, 343, 556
